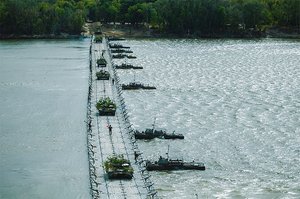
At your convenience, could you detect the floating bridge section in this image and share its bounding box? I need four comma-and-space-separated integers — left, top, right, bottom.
86, 37, 158, 199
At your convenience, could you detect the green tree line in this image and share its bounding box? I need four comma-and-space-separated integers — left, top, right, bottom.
0, 0, 299, 36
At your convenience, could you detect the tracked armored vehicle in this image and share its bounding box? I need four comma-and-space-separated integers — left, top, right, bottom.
104, 155, 133, 179
96, 97, 116, 116
96, 70, 110, 80
97, 57, 107, 67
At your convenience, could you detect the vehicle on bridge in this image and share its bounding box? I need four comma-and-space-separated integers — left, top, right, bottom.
97, 57, 107, 67
96, 70, 110, 80
94, 36, 102, 43
104, 155, 134, 179
96, 97, 116, 116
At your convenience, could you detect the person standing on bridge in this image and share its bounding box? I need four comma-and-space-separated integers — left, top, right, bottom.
108, 124, 112, 135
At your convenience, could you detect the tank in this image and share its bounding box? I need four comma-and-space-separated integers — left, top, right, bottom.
97, 57, 107, 67
96, 97, 116, 116
146, 156, 205, 171
96, 70, 110, 80
104, 155, 133, 179
135, 129, 184, 140
94, 35, 102, 43
122, 82, 156, 90
115, 63, 143, 69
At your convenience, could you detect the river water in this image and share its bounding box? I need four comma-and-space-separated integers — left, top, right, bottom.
0, 39, 90, 199
1, 38, 299, 199
115, 38, 300, 199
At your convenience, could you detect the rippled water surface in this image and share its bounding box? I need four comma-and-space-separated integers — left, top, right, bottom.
114, 38, 300, 198
0, 39, 90, 199
1, 38, 299, 199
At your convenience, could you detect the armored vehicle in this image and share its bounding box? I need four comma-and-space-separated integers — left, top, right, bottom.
96, 70, 110, 80
104, 155, 133, 179
96, 97, 116, 116
97, 57, 107, 67
94, 36, 102, 43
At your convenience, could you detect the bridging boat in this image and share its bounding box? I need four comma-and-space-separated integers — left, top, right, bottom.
122, 82, 156, 90
107, 36, 125, 41
134, 118, 183, 139
111, 49, 133, 54
112, 54, 127, 59
126, 55, 137, 59
109, 43, 130, 49
135, 128, 184, 140
146, 146, 205, 171
115, 63, 143, 69
146, 156, 205, 171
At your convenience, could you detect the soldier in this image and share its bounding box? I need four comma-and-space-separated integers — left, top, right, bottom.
108, 124, 112, 135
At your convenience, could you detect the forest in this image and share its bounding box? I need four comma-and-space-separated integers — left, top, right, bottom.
0, 0, 299, 36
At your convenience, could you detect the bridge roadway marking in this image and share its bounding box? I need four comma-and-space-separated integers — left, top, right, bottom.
87, 37, 158, 199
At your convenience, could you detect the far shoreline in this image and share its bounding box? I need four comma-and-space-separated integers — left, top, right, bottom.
1, 23, 299, 40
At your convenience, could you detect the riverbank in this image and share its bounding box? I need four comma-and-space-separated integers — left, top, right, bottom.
94, 23, 300, 39
1, 22, 299, 40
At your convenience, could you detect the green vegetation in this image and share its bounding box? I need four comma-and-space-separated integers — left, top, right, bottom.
0, 0, 87, 35
0, 0, 299, 37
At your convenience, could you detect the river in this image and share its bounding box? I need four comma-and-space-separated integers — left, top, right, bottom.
0, 39, 90, 199
115, 38, 300, 199
0, 38, 299, 199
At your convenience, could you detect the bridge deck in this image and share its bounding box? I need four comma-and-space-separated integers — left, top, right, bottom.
86, 37, 158, 199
